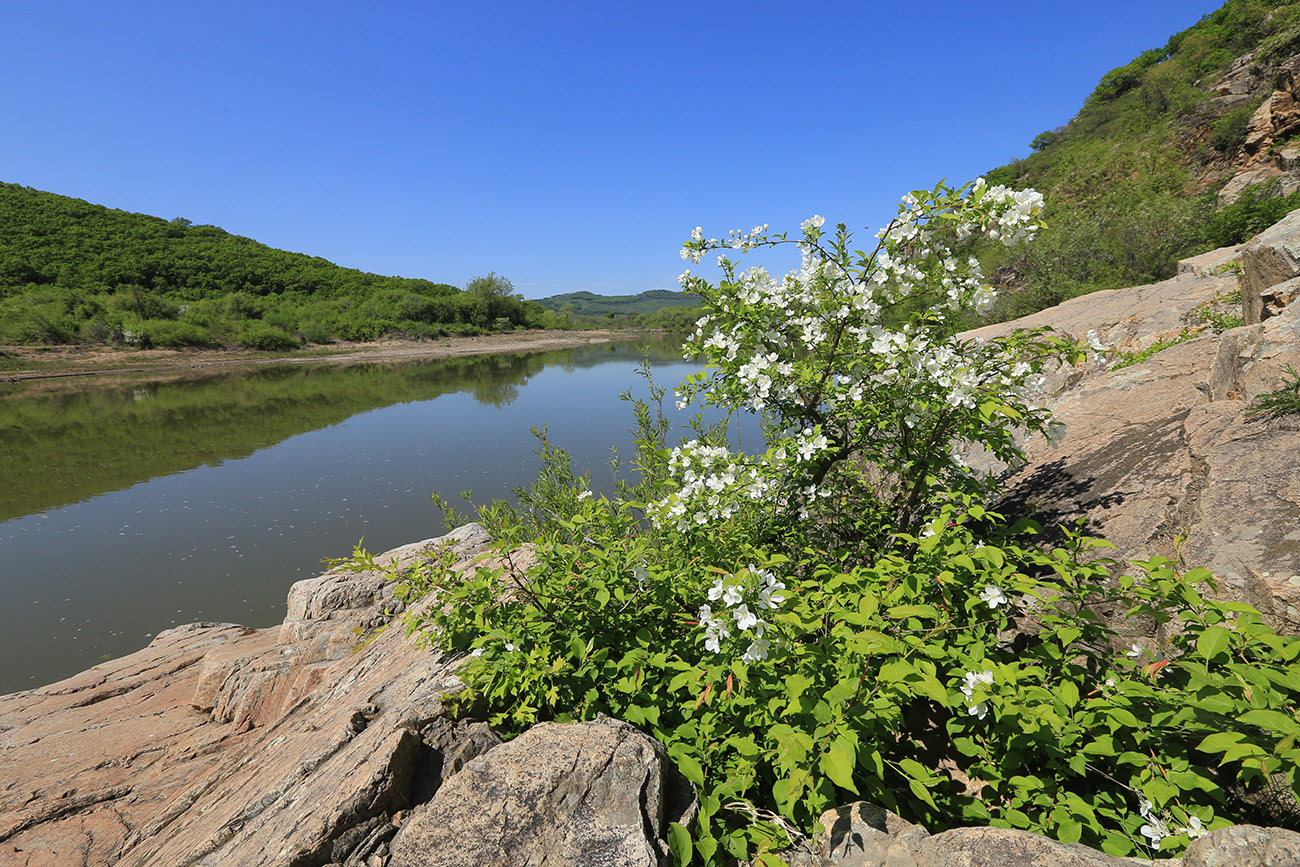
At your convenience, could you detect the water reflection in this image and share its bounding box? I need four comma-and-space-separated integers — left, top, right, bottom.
0, 336, 697, 693
0, 337, 684, 522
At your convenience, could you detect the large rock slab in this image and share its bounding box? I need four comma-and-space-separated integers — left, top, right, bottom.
388, 717, 696, 867
967, 265, 1237, 356
962, 223, 1300, 634
784, 802, 1300, 867
1241, 209, 1300, 324
0, 525, 502, 866
1182, 823, 1300, 866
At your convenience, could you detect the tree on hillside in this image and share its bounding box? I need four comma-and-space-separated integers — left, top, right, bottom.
466, 271, 520, 300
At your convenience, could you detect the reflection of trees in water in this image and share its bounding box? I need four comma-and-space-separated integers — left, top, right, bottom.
0, 338, 686, 520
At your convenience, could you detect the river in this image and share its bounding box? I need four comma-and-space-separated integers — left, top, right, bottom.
0, 336, 718, 693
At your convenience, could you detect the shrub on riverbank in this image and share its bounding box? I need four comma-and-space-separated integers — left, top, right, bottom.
380, 180, 1300, 864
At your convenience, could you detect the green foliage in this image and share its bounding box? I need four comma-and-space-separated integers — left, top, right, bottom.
1247, 365, 1300, 419
1030, 129, 1062, 152
536, 289, 700, 319
1211, 105, 1255, 154
467, 271, 519, 299
1190, 288, 1245, 333
376, 185, 1300, 862
237, 322, 299, 351
1109, 329, 1202, 371
394, 479, 1300, 861
0, 183, 548, 346
1205, 181, 1300, 248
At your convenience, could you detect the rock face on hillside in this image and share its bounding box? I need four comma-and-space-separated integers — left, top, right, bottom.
967, 209, 1300, 635
1217, 53, 1300, 203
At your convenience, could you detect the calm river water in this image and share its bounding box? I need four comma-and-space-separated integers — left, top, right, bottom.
0, 336, 715, 693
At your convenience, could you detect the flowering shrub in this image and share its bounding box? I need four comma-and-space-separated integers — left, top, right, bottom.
659, 180, 1060, 548
383, 180, 1300, 864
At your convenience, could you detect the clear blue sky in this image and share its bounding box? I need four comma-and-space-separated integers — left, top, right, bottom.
1, 1, 1225, 299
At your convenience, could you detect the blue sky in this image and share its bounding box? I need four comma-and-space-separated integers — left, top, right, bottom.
1, 1, 1225, 298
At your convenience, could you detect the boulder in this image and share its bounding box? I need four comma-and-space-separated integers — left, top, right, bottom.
387, 717, 696, 867
1242, 209, 1300, 324
1182, 823, 1300, 866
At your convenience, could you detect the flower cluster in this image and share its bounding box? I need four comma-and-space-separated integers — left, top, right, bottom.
697, 565, 787, 663
1137, 797, 1207, 850
648, 433, 834, 532
959, 669, 994, 720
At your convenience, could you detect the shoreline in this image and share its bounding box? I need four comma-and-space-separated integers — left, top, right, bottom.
0, 329, 631, 383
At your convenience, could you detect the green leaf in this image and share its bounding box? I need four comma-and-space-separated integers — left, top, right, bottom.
1059, 681, 1079, 709
785, 673, 813, 701
673, 751, 705, 786
821, 744, 859, 794
898, 757, 929, 781
1197, 626, 1232, 660
668, 823, 693, 866
1057, 816, 1083, 844
887, 604, 937, 620
1239, 708, 1300, 735
878, 659, 915, 683
1197, 731, 1246, 755
909, 778, 938, 808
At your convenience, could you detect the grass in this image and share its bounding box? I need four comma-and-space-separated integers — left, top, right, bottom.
1109, 329, 1203, 371
1247, 365, 1300, 419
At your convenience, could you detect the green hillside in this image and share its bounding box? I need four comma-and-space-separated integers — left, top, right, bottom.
535, 288, 697, 317
0, 183, 552, 347
978, 0, 1300, 321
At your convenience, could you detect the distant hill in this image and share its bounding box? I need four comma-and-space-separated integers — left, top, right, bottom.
976, 0, 1300, 322
0, 183, 549, 347
534, 289, 698, 317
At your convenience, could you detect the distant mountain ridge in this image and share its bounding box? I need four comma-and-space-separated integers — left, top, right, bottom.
533, 289, 698, 317
0, 182, 550, 346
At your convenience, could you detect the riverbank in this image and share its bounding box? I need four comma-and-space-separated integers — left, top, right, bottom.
0, 329, 627, 383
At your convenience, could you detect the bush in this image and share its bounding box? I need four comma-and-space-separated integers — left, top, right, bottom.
1206, 181, 1300, 248
377, 180, 1300, 863
137, 319, 219, 348
237, 323, 299, 351
1211, 105, 1254, 154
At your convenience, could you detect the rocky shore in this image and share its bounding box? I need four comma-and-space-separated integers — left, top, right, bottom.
10, 217, 1300, 864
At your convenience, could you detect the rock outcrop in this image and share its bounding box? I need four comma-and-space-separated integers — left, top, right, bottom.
388, 717, 696, 867
966, 210, 1300, 634
1218, 53, 1300, 204
0, 525, 510, 866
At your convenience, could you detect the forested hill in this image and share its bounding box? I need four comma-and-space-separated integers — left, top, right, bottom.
0, 182, 551, 348
976, 0, 1300, 322
535, 289, 698, 317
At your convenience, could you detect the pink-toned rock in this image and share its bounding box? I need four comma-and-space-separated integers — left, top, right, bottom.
966, 216, 1300, 634
0, 525, 502, 866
